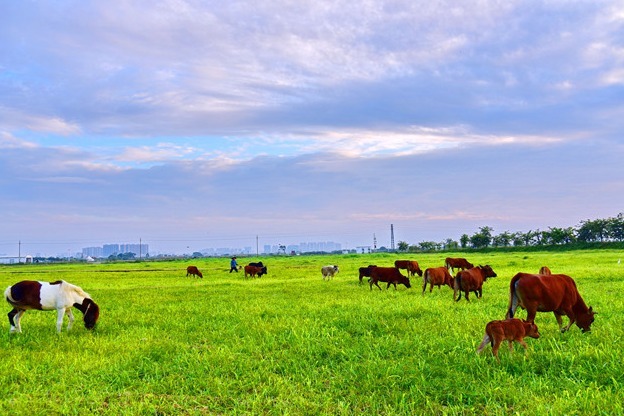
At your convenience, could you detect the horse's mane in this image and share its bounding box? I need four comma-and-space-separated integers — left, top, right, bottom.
59, 280, 91, 300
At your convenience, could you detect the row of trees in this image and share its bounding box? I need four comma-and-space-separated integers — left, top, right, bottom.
398, 213, 624, 252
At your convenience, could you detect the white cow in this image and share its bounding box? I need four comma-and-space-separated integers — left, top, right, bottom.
321, 265, 339, 280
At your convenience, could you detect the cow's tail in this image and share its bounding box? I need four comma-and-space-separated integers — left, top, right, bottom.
422, 269, 429, 294
506, 273, 522, 319
453, 274, 461, 301
4, 285, 16, 305
476, 332, 491, 355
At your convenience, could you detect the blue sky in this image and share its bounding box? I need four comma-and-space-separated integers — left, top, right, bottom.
1, 1, 623, 256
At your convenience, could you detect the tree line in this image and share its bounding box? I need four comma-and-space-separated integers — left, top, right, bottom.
398, 213, 624, 252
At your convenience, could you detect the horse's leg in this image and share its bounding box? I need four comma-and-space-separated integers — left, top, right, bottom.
14, 310, 25, 333
66, 308, 75, 330
8, 308, 19, 333
56, 308, 66, 333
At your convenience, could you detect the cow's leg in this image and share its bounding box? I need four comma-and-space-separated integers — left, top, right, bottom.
66, 308, 75, 330
455, 290, 462, 301
518, 339, 528, 351
56, 308, 65, 333
491, 340, 501, 363
559, 310, 575, 333
465, 291, 470, 302
507, 340, 514, 351
477, 288, 483, 298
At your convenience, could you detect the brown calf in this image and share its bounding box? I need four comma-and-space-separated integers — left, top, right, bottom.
422, 267, 454, 294
476, 318, 540, 362
186, 266, 203, 278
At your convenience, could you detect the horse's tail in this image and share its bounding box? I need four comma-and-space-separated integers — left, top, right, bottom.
4, 285, 17, 305
506, 273, 522, 319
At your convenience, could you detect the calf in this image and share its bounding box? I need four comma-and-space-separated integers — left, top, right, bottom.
186, 266, 203, 278
476, 319, 540, 362
369, 267, 411, 291
422, 267, 454, 294
321, 265, 339, 280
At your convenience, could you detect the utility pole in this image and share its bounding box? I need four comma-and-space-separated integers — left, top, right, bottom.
18, 240, 21, 264
390, 224, 395, 251
139, 238, 142, 260
256, 235, 259, 256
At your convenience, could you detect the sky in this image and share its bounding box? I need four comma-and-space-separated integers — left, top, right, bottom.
1, 1, 624, 257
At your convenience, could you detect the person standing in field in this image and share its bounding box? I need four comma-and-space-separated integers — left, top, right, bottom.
229, 257, 238, 273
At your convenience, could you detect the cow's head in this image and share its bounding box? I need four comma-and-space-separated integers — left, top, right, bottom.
577, 306, 596, 333
522, 320, 540, 339
480, 265, 497, 279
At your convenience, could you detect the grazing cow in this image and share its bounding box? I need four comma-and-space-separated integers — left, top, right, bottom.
321, 265, 339, 280
186, 266, 203, 278
445, 257, 474, 273
394, 260, 423, 277
5, 280, 100, 333
454, 265, 497, 301
358, 265, 377, 285
422, 267, 454, 294
506, 273, 596, 333
244, 265, 267, 279
476, 319, 540, 362
369, 267, 411, 291
539, 266, 552, 275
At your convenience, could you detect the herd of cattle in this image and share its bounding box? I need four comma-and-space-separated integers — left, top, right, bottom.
185, 256, 595, 361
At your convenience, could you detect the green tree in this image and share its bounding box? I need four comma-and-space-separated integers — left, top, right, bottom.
397, 241, 409, 252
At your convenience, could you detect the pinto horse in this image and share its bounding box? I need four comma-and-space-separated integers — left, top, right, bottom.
5, 280, 100, 333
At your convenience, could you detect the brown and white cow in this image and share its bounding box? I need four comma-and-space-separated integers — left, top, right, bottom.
358, 265, 377, 285
422, 267, 454, 294
369, 267, 411, 291
506, 273, 595, 333
445, 257, 474, 273
476, 318, 540, 362
454, 265, 497, 301
186, 266, 203, 278
321, 265, 339, 280
394, 260, 423, 277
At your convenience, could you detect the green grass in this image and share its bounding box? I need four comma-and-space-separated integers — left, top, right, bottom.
1, 250, 623, 415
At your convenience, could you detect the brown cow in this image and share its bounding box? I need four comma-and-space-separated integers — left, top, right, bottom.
539, 266, 552, 275
244, 265, 267, 279
394, 260, 423, 277
422, 267, 454, 294
369, 267, 411, 291
476, 318, 540, 362
358, 265, 377, 285
506, 273, 595, 333
454, 265, 497, 301
186, 266, 203, 278
445, 257, 474, 273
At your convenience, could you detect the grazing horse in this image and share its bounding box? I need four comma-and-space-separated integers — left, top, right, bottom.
5, 280, 100, 333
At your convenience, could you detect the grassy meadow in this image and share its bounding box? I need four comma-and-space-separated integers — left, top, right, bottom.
0, 249, 623, 415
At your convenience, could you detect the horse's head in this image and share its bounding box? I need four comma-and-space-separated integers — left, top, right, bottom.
75, 298, 100, 330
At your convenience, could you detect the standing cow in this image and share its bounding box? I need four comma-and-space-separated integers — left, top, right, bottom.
422, 267, 454, 294
370, 267, 411, 291
445, 257, 474, 273
506, 272, 595, 333
454, 265, 497, 301
321, 265, 339, 280
394, 260, 423, 277
244, 265, 267, 279
358, 265, 377, 285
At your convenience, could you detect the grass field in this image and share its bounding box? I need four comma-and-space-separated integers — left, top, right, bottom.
0, 249, 623, 415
